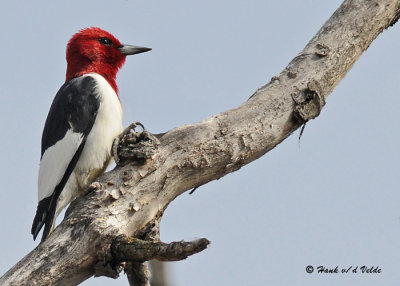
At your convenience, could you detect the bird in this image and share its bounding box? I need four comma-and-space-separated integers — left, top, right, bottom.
31, 27, 151, 242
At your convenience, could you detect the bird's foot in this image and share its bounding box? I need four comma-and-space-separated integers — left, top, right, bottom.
112, 122, 160, 166
88, 182, 102, 193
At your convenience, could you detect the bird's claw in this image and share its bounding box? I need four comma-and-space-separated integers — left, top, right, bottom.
112, 122, 160, 166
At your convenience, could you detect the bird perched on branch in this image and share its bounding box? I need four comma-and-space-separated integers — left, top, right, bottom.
31, 27, 151, 242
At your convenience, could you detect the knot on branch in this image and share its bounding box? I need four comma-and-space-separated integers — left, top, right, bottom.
314, 43, 330, 57
291, 80, 326, 123
111, 235, 210, 263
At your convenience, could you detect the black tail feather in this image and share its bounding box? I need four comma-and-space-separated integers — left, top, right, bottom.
31, 196, 53, 240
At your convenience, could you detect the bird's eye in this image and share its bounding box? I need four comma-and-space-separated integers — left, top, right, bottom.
98, 37, 112, 46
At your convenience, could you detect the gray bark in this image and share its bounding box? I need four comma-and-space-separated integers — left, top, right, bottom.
1, 0, 399, 285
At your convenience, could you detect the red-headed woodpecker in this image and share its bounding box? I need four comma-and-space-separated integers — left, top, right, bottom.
31, 27, 151, 242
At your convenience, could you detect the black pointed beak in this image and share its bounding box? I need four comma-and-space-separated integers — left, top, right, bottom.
119, 44, 152, 56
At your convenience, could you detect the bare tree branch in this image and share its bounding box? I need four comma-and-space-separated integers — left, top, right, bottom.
1, 0, 399, 285
111, 236, 210, 262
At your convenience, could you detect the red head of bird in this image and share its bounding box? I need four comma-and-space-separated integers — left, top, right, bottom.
65, 27, 151, 93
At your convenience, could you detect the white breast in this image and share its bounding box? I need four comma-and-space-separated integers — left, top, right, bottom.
74, 73, 123, 188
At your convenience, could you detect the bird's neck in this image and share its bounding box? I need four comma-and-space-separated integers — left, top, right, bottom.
66, 61, 119, 95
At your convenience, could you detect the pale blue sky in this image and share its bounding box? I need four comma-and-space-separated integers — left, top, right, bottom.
1, 1, 400, 285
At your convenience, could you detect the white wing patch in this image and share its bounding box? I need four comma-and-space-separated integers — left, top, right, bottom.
38, 130, 83, 201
